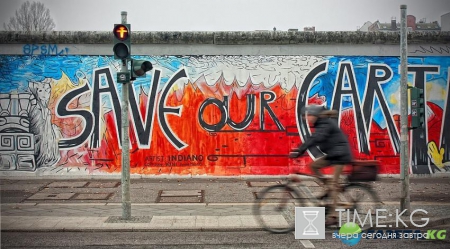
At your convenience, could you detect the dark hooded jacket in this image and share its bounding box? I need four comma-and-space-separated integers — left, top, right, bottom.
298, 115, 353, 165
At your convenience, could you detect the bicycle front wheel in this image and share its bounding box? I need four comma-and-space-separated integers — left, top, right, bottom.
253, 184, 304, 233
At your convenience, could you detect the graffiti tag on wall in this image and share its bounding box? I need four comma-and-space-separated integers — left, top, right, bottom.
23, 44, 69, 56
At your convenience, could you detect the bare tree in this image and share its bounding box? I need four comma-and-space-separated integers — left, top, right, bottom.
3, 1, 56, 32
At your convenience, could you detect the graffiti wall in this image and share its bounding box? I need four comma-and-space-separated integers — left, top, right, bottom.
0, 55, 449, 175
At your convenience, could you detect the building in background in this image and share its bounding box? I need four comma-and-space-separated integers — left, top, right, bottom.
368, 17, 399, 32
304, 26, 315, 32
363, 15, 441, 32
357, 21, 373, 32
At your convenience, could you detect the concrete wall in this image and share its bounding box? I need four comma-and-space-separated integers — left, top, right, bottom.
1, 31, 450, 56
0, 31, 450, 177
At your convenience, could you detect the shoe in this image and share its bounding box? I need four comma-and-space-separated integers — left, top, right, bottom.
325, 216, 338, 226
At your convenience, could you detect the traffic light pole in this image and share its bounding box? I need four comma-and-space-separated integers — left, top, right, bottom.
120, 11, 131, 220
400, 5, 410, 214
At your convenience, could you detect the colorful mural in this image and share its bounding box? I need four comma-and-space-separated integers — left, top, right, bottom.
0, 55, 449, 175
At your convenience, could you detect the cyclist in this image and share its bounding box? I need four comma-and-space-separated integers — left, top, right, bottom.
289, 104, 353, 226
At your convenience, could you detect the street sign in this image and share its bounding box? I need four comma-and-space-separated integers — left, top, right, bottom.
410, 86, 425, 129
117, 72, 130, 83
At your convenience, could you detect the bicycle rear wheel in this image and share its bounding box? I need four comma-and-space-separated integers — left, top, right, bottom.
253, 184, 304, 233
339, 183, 381, 228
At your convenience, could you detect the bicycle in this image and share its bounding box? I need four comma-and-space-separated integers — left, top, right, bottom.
253, 159, 382, 234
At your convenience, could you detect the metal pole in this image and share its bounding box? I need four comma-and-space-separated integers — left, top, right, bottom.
400, 5, 410, 214
120, 11, 131, 220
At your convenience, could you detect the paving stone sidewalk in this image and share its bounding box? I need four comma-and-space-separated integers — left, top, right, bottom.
1, 177, 450, 232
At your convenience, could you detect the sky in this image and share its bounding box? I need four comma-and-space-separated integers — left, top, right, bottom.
0, 0, 449, 31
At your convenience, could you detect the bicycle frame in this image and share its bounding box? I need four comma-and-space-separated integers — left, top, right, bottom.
296, 183, 323, 207
290, 176, 374, 208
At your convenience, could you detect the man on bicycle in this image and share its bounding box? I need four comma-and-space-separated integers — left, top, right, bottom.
290, 104, 353, 226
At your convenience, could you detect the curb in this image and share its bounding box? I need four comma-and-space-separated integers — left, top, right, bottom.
384, 216, 450, 228
3, 217, 449, 233
1, 227, 267, 233
323, 216, 450, 234
347, 216, 450, 232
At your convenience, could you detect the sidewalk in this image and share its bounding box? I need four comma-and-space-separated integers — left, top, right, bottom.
1, 176, 450, 232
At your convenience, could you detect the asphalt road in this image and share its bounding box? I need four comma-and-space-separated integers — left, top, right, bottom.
2, 230, 450, 249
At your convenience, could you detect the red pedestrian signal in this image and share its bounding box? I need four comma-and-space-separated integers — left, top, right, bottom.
114, 24, 129, 41
113, 24, 131, 60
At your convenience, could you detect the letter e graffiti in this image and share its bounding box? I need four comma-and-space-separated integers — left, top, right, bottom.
158, 68, 188, 150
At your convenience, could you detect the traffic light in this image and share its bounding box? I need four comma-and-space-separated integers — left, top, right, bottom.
410, 86, 425, 129
113, 24, 131, 60
131, 59, 153, 80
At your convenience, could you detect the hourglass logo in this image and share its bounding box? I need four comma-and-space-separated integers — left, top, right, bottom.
295, 207, 325, 239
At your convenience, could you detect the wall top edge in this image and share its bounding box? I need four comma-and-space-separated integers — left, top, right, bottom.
0, 31, 449, 45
